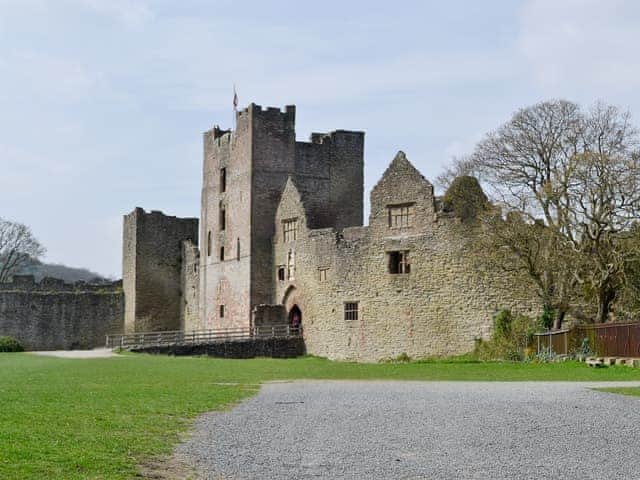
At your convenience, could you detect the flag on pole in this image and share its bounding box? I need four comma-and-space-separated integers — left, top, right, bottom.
233, 85, 238, 111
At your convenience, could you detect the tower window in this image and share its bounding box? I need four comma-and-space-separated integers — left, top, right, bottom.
220, 246, 225, 261
344, 302, 359, 321
319, 267, 329, 281
388, 203, 414, 228
277, 266, 285, 281
283, 218, 298, 242
220, 305, 225, 318
207, 231, 212, 257
220, 168, 227, 192
287, 250, 295, 280
236, 237, 240, 261
388, 251, 410, 274
220, 207, 226, 231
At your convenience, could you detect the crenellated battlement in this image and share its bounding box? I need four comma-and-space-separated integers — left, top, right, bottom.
237, 103, 295, 118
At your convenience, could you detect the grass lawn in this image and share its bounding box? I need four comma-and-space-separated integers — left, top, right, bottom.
2, 353, 640, 479
596, 386, 640, 398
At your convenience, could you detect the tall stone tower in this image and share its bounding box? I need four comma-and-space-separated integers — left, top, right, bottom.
123, 208, 199, 333
199, 103, 365, 329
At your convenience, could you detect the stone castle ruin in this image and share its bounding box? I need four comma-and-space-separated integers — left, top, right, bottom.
122, 103, 538, 361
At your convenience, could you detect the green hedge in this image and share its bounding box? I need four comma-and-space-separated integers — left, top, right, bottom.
0, 336, 24, 353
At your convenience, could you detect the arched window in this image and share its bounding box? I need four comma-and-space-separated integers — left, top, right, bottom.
207, 231, 212, 256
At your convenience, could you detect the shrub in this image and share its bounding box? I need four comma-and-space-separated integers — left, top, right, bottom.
379, 352, 412, 363
474, 309, 537, 361
494, 309, 513, 337
442, 176, 488, 221
0, 336, 24, 353
539, 304, 555, 330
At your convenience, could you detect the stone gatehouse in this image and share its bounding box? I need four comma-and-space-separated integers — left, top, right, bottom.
123, 102, 538, 361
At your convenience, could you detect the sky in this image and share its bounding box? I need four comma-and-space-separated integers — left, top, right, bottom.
1, 0, 640, 278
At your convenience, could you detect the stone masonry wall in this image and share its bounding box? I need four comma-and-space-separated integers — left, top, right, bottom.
0, 276, 123, 350
180, 240, 201, 331
123, 208, 198, 333
273, 152, 539, 362
200, 111, 253, 330
199, 104, 364, 331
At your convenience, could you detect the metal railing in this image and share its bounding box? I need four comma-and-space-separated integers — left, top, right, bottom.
106, 325, 302, 350
534, 329, 573, 355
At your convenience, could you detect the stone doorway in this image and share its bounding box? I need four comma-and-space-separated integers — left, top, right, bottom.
288, 305, 302, 330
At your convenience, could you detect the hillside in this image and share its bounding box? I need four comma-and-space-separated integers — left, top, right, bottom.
17, 259, 110, 283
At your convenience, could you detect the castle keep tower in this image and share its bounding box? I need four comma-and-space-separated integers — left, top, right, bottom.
200, 104, 364, 329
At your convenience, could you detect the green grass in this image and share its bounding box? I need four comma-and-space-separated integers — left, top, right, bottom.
2, 354, 640, 479
596, 386, 640, 398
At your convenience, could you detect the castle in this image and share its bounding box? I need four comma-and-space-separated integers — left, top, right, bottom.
122, 103, 537, 361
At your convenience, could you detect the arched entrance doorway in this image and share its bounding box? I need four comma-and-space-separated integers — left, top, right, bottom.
288, 305, 302, 331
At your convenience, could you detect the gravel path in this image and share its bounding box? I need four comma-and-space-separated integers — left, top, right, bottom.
179, 381, 640, 480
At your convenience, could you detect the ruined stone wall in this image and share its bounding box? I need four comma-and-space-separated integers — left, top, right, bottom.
0, 276, 123, 350
180, 240, 201, 331
272, 153, 539, 362
123, 208, 198, 333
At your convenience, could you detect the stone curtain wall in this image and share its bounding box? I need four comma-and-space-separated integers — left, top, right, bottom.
0, 276, 124, 350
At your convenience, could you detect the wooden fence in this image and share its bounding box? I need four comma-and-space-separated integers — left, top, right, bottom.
106, 325, 302, 350
535, 322, 640, 357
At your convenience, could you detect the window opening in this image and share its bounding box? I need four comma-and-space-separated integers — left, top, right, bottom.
220, 168, 227, 192
344, 302, 359, 321
388, 203, 414, 228
283, 218, 298, 242
388, 251, 410, 274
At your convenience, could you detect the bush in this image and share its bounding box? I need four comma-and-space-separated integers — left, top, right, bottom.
442, 176, 488, 221
539, 305, 555, 330
494, 309, 513, 337
474, 309, 537, 361
379, 352, 412, 363
0, 336, 24, 353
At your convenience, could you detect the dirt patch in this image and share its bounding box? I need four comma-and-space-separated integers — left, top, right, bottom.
31, 348, 117, 359
137, 452, 203, 480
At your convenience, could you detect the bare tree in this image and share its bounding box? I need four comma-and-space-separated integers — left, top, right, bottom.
0, 218, 45, 283
469, 100, 640, 324
436, 155, 483, 190
476, 210, 576, 329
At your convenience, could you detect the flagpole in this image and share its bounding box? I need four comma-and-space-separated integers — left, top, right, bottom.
232, 84, 238, 131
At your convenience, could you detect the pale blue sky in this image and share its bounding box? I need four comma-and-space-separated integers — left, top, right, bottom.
2, 0, 640, 277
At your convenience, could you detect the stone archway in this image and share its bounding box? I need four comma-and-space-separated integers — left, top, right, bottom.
282, 285, 297, 310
